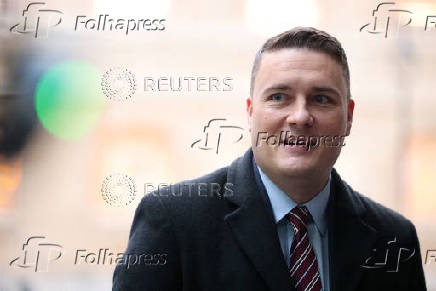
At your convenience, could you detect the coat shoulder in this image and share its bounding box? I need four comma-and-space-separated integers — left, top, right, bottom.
338, 175, 416, 240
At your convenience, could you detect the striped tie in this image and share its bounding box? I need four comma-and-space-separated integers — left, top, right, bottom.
287, 206, 322, 291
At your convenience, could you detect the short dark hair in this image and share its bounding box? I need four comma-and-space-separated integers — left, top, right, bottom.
250, 27, 351, 99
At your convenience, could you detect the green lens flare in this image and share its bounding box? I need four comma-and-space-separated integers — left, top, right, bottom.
35, 61, 106, 140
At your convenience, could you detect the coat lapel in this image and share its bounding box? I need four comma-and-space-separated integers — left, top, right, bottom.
327, 169, 377, 291
222, 149, 378, 291
223, 149, 294, 291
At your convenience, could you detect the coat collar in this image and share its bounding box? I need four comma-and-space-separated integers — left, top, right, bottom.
327, 169, 377, 291
223, 149, 293, 291
223, 148, 377, 291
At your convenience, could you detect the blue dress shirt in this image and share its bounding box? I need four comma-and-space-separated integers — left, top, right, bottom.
256, 165, 331, 291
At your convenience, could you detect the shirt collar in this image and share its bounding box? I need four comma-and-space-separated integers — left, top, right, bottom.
256, 165, 331, 236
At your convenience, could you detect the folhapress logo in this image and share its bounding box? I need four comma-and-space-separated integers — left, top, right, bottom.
74, 15, 165, 35
9, 2, 63, 38
191, 118, 244, 154
101, 68, 137, 101
10, 2, 167, 38
9, 236, 63, 272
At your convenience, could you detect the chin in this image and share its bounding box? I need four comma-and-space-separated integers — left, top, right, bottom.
277, 162, 317, 177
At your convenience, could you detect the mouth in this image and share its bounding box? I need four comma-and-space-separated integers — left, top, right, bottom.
281, 137, 318, 149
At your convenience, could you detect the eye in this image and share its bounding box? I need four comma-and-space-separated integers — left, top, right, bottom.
269, 93, 285, 102
313, 95, 329, 104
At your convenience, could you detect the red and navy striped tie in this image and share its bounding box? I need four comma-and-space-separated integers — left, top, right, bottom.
287, 206, 323, 291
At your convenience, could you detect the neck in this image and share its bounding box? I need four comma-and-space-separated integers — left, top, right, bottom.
261, 167, 330, 204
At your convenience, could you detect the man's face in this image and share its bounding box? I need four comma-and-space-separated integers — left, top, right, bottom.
247, 48, 354, 179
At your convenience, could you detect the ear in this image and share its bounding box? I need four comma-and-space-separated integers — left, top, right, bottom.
345, 98, 355, 136
246, 97, 253, 132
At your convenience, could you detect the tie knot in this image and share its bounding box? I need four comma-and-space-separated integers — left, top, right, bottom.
287, 206, 310, 232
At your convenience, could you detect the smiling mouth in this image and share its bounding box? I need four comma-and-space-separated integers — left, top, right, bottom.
282, 137, 317, 148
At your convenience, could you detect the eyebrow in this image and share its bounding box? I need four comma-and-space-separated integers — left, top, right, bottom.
261, 84, 342, 98
261, 84, 292, 96
312, 86, 341, 97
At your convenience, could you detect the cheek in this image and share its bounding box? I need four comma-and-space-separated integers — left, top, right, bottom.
255, 111, 282, 129
317, 112, 347, 131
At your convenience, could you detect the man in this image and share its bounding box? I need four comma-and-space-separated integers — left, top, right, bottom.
113, 27, 427, 291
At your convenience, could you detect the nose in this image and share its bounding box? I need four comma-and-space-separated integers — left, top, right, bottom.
285, 97, 314, 128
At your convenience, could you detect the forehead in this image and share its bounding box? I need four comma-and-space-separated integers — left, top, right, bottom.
254, 48, 346, 97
